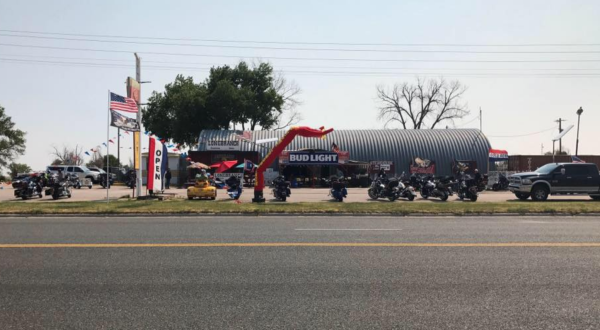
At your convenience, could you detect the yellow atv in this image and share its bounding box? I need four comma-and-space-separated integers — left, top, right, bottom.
187, 178, 217, 200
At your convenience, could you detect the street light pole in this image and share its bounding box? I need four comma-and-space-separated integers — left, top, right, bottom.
575, 107, 584, 156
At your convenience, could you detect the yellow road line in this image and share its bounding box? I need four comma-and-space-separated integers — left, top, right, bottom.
1, 242, 600, 248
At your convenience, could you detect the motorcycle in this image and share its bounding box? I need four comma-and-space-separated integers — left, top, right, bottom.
420, 177, 450, 201
492, 173, 509, 191
69, 175, 83, 189
124, 170, 137, 189
457, 174, 479, 202
368, 177, 409, 201
272, 176, 291, 201
99, 172, 114, 189
329, 179, 348, 202
225, 176, 243, 200
17, 177, 43, 200
47, 174, 72, 200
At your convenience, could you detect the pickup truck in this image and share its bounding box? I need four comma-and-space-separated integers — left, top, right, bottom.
509, 163, 600, 201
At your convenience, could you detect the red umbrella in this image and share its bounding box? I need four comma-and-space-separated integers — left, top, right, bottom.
210, 160, 238, 173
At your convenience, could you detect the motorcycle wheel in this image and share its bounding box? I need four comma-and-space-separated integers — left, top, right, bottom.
440, 192, 449, 202
470, 194, 478, 202
407, 194, 415, 201
367, 189, 378, 200
281, 195, 287, 202
388, 195, 397, 202
420, 192, 429, 199
52, 194, 59, 200
338, 196, 344, 202
22, 195, 28, 200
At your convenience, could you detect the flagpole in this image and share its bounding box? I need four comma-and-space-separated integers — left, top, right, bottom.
106, 90, 110, 203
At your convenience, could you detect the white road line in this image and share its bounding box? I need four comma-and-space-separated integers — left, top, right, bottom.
295, 229, 403, 231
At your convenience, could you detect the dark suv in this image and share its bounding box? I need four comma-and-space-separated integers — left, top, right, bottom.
509, 163, 600, 201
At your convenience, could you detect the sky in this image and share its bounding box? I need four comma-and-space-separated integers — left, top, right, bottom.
1, 0, 599, 171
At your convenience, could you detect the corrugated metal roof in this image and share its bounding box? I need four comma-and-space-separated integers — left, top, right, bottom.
198, 129, 492, 176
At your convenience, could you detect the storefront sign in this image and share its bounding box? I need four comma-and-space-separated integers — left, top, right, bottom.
287, 152, 338, 164
369, 161, 395, 174
410, 157, 436, 174
214, 173, 243, 181
206, 140, 240, 151
280, 151, 348, 165
452, 160, 478, 175
489, 148, 508, 161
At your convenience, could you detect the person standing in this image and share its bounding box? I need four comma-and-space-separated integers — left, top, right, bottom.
165, 168, 172, 189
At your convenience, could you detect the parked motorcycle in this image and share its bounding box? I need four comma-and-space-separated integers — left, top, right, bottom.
124, 170, 137, 189
368, 177, 412, 201
420, 177, 450, 201
329, 177, 348, 202
457, 174, 479, 202
69, 174, 83, 189
225, 176, 243, 200
99, 172, 114, 189
46, 174, 72, 200
272, 176, 291, 201
17, 176, 43, 200
492, 173, 509, 191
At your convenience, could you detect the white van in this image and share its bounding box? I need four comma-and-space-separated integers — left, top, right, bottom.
46, 165, 99, 184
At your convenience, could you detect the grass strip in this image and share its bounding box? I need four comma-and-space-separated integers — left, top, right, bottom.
1, 200, 600, 215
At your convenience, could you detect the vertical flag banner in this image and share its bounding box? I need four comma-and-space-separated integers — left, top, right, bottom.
147, 138, 167, 193
127, 77, 141, 103
133, 132, 140, 170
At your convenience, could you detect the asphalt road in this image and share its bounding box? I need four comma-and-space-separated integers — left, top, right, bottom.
1, 216, 600, 329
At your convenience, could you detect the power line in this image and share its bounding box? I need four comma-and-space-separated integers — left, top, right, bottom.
487, 126, 557, 138
2, 29, 600, 47
3, 33, 600, 54
455, 115, 481, 128
2, 43, 600, 63
3, 58, 600, 78
4, 53, 600, 71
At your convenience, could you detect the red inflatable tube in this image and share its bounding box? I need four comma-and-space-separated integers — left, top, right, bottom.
252, 126, 333, 202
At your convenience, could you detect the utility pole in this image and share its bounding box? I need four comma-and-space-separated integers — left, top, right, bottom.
479, 107, 482, 132
135, 53, 142, 197
555, 118, 566, 154
541, 143, 544, 155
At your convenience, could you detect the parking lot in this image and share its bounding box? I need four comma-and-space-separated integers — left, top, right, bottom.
0, 185, 593, 203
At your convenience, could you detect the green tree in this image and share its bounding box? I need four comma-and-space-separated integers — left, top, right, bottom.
86, 152, 122, 169
142, 62, 299, 146
8, 162, 31, 178
143, 75, 214, 146
0, 105, 26, 168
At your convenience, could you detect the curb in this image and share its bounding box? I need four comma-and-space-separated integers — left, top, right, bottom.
1, 212, 600, 218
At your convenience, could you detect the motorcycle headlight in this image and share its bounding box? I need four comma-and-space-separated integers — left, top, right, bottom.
522, 179, 532, 185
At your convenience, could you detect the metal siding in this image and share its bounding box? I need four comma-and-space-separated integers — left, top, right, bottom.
198, 129, 492, 176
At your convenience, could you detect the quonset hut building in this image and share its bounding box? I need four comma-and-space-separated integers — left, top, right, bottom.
193, 129, 492, 186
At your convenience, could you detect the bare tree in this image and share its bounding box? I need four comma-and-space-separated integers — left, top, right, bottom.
376, 77, 469, 129
50, 145, 84, 165
272, 72, 303, 130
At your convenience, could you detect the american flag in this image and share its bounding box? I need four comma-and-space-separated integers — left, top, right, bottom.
110, 92, 138, 113
572, 156, 586, 163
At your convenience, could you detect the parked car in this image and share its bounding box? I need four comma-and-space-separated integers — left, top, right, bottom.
46, 165, 99, 184
87, 166, 117, 182
509, 163, 600, 201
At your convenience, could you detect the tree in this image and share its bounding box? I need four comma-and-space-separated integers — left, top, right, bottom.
50, 145, 84, 165
376, 78, 469, 129
85, 151, 122, 168
0, 105, 26, 169
143, 75, 214, 146
8, 162, 31, 178
142, 61, 300, 146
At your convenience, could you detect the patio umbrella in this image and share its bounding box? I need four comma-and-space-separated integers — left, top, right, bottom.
235, 162, 256, 169
210, 160, 238, 173
186, 162, 210, 169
